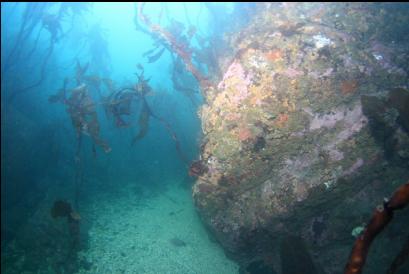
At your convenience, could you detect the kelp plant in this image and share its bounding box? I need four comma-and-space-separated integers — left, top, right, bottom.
49, 62, 111, 154
135, 3, 214, 97
49, 61, 111, 214
50, 199, 81, 250
50, 59, 189, 165
102, 65, 189, 164
5, 3, 92, 102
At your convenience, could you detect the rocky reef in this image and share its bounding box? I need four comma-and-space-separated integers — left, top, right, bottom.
192, 3, 409, 273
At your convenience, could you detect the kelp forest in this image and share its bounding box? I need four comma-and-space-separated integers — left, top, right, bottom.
2, 3, 409, 274
1, 3, 251, 273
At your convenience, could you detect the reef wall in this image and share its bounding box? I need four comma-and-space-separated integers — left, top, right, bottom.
192, 3, 409, 273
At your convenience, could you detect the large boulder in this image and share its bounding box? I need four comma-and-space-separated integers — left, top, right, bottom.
193, 3, 409, 273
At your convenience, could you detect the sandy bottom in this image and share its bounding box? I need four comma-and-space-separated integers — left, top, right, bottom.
77, 180, 239, 274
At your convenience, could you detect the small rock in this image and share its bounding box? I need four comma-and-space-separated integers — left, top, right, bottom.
169, 237, 187, 247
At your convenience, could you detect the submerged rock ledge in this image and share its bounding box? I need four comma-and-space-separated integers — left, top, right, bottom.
192, 3, 409, 273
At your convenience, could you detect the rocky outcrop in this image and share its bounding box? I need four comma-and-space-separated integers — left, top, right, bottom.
193, 3, 409, 273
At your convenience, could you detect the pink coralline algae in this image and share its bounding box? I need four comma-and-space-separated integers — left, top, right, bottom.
308, 67, 333, 79
340, 55, 372, 76
334, 104, 368, 142
217, 61, 252, 91
309, 109, 346, 130
308, 103, 368, 162
225, 112, 242, 122
326, 147, 344, 161
231, 88, 249, 106
342, 158, 364, 176
281, 153, 319, 180
308, 103, 367, 132
282, 67, 304, 78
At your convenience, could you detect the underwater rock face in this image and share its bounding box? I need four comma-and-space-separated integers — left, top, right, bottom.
193, 3, 409, 273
